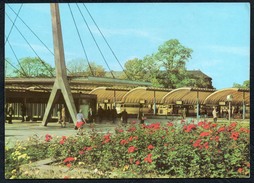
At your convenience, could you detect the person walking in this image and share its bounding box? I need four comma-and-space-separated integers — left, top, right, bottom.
98, 106, 103, 123
111, 106, 117, 124
121, 109, 128, 126
61, 105, 66, 127
212, 107, 218, 123
88, 107, 94, 123
21, 103, 26, 122
182, 107, 186, 119
75, 109, 86, 135
57, 107, 61, 125
7, 104, 14, 124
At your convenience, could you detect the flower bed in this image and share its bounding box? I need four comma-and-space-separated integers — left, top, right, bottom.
5, 120, 250, 178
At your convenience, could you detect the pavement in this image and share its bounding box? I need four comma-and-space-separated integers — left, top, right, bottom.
4, 117, 249, 148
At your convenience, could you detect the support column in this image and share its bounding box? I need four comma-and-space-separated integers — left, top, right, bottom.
42, 3, 77, 126
242, 92, 245, 120
153, 90, 156, 115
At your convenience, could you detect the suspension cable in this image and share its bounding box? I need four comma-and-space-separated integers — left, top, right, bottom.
7, 4, 54, 55
7, 4, 72, 75
83, 3, 131, 80
6, 12, 54, 77
6, 38, 27, 77
67, 3, 94, 76
76, 3, 115, 79
5, 4, 23, 45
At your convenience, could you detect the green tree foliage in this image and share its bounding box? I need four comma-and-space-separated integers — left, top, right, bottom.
67, 59, 106, 77
233, 80, 249, 89
155, 39, 193, 88
15, 57, 55, 77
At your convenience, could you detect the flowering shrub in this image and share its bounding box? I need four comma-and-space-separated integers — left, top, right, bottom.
5, 121, 250, 178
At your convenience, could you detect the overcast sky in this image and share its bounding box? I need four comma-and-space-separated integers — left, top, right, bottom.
5, 3, 250, 89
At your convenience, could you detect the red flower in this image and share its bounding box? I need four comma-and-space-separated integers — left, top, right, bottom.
144, 153, 152, 163
135, 160, 140, 165
128, 146, 137, 153
102, 139, 110, 144
193, 139, 202, 148
167, 122, 173, 127
147, 144, 154, 150
237, 168, 243, 173
198, 121, 205, 126
218, 127, 226, 133
62, 136, 67, 140
211, 123, 217, 128
184, 124, 196, 132
203, 142, 209, 149
230, 132, 239, 140
104, 134, 111, 140
127, 127, 136, 132
120, 139, 128, 145
63, 157, 75, 163
117, 129, 124, 133
215, 136, 220, 142
45, 134, 52, 142
240, 128, 249, 133
131, 121, 137, 124
63, 176, 69, 179
79, 150, 84, 155
200, 132, 210, 137
59, 139, 65, 145
66, 163, 71, 168
86, 147, 93, 151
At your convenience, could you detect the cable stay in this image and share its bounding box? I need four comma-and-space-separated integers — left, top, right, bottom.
5, 4, 23, 45
67, 3, 94, 77
6, 37, 27, 77
76, 3, 115, 79
83, 3, 131, 80
6, 12, 54, 77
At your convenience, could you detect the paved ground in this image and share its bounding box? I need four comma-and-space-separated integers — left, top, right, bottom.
5, 117, 249, 148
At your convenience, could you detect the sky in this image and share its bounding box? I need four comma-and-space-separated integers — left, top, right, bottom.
4, 3, 250, 89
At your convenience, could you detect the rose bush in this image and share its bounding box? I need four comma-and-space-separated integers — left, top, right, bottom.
5, 120, 250, 178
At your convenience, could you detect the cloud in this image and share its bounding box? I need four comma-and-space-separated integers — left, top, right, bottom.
88, 25, 163, 43
207, 45, 249, 57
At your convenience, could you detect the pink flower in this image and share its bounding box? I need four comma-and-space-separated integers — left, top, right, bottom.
144, 154, 152, 163
200, 132, 210, 137
167, 122, 173, 127
63, 157, 75, 163
120, 139, 128, 145
45, 134, 52, 142
147, 144, 154, 150
136, 160, 140, 165
128, 146, 137, 153
230, 132, 239, 140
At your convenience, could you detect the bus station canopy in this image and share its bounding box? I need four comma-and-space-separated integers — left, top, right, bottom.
204, 88, 250, 105
161, 87, 215, 105
89, 87, 130, 103
121, 87, 172, 104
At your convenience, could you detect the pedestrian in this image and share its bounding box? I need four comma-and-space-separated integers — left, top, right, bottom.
7, 104, 14, 124
138, 109, 146, 124
57, 107, 61, 124
98, 106, 103, 123
75, 109, 86, 135
212, 107, 218, 123
121, 109, 128, 125
61, 105, 66, 127
21, 103, 26, 122
111, 106, 117, 124
88, 107, 94, 123
182, 107, 186, 119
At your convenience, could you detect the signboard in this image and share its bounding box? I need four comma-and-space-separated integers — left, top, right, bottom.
176, 101, 183, 105
219, 102, 226, 105
140, 100, 146, 104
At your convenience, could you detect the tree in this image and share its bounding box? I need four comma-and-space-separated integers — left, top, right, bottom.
67, 58, 106, 77
154, 39, 193, 88
122, 58, 146, 81
15, 57, 55, 77
5, 58, 16, 77
233, 80, 249, 89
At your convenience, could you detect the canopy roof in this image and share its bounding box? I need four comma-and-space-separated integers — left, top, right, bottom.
121, 87, 172, 104
89, 87, 130, 103
161, 87, 215, 105
204, 88, 250, 105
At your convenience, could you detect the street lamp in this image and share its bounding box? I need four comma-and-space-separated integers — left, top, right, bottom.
226, 95, 233, 122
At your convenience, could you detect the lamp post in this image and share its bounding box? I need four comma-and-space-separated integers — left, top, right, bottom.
226, 95, 233, 122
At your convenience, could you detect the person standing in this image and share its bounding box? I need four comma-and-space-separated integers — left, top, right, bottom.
75, 109, 86, 135
57, 107, 61, 124
212, 107, 218, 123
8, 104, 14, 124
98, 106, 103, 123
61, 105, 66, 127
5, 104, 9, 123
21, 103, 26, 122
111, 106, 117, 124
121, 109, 128, 125
138, 109, 145, 124
182, 107, 186, 119
88, 107, 94, 123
